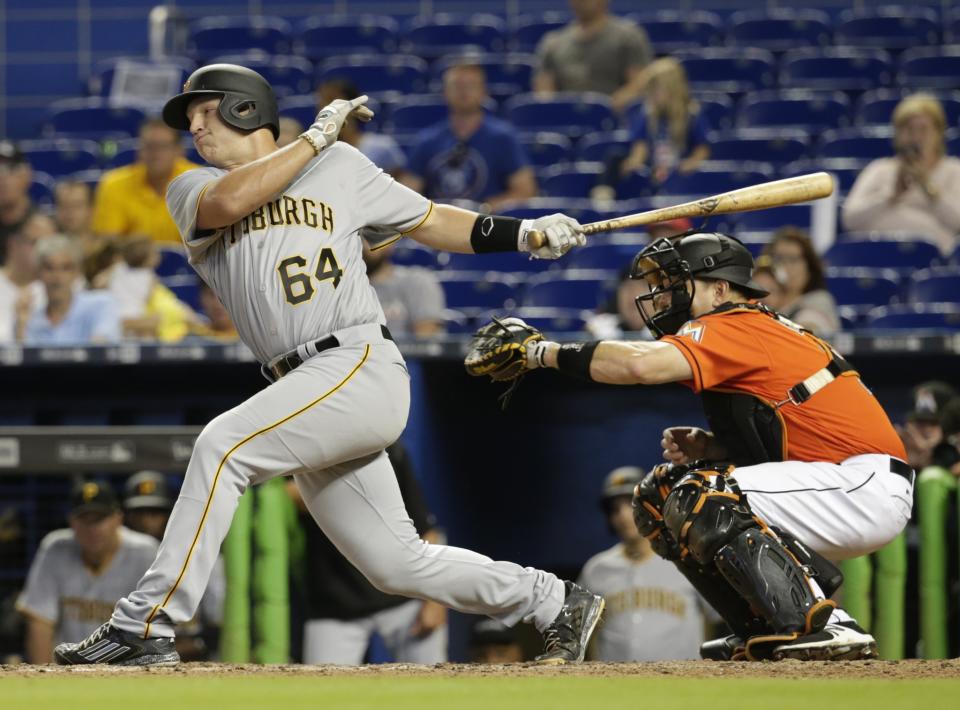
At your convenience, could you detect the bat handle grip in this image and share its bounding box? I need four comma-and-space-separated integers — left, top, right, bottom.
525, 228, 546, 251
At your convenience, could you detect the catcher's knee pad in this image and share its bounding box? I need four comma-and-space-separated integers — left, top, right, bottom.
661, 466, 834, 638
632, 464, 686, 560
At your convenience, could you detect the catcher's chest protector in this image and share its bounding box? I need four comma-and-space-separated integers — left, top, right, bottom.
701, 391, 786, 466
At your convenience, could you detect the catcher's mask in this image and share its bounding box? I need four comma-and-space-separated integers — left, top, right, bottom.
630, 233, 768, 338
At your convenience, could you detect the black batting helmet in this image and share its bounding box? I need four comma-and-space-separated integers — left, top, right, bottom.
630, 233, 768, 337
162, 64, 280, 139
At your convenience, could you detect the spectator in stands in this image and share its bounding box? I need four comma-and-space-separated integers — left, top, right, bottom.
534, 0, 653, 112
403, 64, 537, 210
316, 79, 408, 178
54, 180, 94, 245
15, 480, 157, 663
578, 467, 708, 661
91, 118, 196, 246
897, 381, 958, 472
190, 282, 239, 341
123, 471, 224, 661
0, 221, 44, 344
0, 140, 37, 263
468, 619, 525, 663
290, 442, 447, 665
21, 234, 121, 345
99, 236, 197, 342
618, 58, 710, 186
760, 227, 840, 337
586, 264, 653, 340
362, 239, 445, 337
276, 116, 305, 149
751, 261, 787, 313
843, 93, 960, 256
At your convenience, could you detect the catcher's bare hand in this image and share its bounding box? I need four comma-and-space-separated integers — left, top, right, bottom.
662, 426, 713, 464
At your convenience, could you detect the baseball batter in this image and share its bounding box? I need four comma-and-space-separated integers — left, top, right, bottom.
466, 232, 913, 661
54, 64, 603, 667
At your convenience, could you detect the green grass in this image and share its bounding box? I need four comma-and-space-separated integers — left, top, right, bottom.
3, 676, 960, 710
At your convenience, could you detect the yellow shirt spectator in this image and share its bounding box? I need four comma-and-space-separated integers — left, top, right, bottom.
91, 119, 197, 245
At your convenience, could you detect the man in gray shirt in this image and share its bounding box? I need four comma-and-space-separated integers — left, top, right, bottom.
363, 241, 445, 337
535, 0, 653, 111
16, 481, 157, 663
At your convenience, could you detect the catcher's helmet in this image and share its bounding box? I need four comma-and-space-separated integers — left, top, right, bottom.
598, 466, 645, 510
630, 233, 768, 338
162, 64, 280, 139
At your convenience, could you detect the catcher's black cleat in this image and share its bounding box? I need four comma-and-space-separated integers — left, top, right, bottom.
700, 633, 747, 661
535, 581, 605, 665
771, 621, 878, 661
54, 622, 180, 666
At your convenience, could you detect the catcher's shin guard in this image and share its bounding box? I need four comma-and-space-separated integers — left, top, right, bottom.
661, 467, 835, 659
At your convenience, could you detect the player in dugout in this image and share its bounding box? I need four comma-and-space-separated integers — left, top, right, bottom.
467, 231, 913, 661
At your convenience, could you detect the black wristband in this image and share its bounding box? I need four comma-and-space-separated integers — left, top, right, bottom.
470, 214, 521, 253
556, 342, 599, 381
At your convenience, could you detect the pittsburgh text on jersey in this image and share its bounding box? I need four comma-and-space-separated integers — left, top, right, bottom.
222, 195, 335, 244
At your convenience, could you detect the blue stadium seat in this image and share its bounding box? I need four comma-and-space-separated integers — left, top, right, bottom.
739, 91, 851, 131
675, 48, 777, 94
439, 250, 551, 274
387, 95, 449, 134
825, 237, 940, 272
438, 275, 517, 311
483, 307, 587, 333
707, 129, 810, 166
187, 16, 291, 60
511, 14, 569, 53
781, 48, 893, 93
44, 98, 146, 139
504, 93, 616, 138
156, 247, 193, 278
430, 53, 536, 95
577, 130, 631, 162
104, 138, 140, 169
820, 127, 893, 160
163, 274, 202, 312
735, 204, 812, 231
519, 132, 573, 168
908, 268, 960, 304
277, 96, 318, 132
864, 303, 960, 331
835, 8, 939, 50
540, 162, 605, 198
522, 275, 610, 310
317, 55, 428, 95
627, 11, 723, 53
948, 129, 960, 157
658, 165, 772, 197
783, 158, 865, 193
858, 89, 960, 128
498, 198, 600, 225
296, 15, 398, 61
389, 242, 438, 268
898, 47, 960, 90
28, 171, 56, 205
825, 267, 900, 312
401, 14, 506, 58
70, 169, 102, 192
616, 170, 653, 201
208, 52, 312, 98
561, 242, 645, 272
87, 56, 194, 98
727, 9, 831, 52
694, 94, 737, 132
18, 139, 100, 177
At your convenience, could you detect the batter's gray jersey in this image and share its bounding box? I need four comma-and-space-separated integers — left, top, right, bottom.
578, 544, 706, 661
17, 527, 158, 645
166, 143, 432, 363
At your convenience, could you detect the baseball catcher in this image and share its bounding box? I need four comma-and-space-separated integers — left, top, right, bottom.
467, 232, 913, 661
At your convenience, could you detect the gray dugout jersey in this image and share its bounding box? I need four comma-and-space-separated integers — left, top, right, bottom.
578, 544, 708, 661
166, 143, 433, 363
16, 527, 159, 645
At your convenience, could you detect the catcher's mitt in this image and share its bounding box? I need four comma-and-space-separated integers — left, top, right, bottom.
464, 317, 543, 408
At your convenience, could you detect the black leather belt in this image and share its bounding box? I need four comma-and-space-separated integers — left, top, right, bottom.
890, 458, 915, 486
267, 325, 393, 381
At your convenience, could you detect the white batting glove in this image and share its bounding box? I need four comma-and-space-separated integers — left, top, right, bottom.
518, 213, 586, 259
300, 95, 375, 153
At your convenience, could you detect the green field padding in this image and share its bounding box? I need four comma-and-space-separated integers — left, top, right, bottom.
220, 490, 252, 662
842, 555, 872, 631
874, 532, 907, 660
3, 675, 959, 710
252, 478, 291, 664
918, 467, 956, 659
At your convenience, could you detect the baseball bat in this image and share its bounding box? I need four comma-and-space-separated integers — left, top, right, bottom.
526, 171, 834, 250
